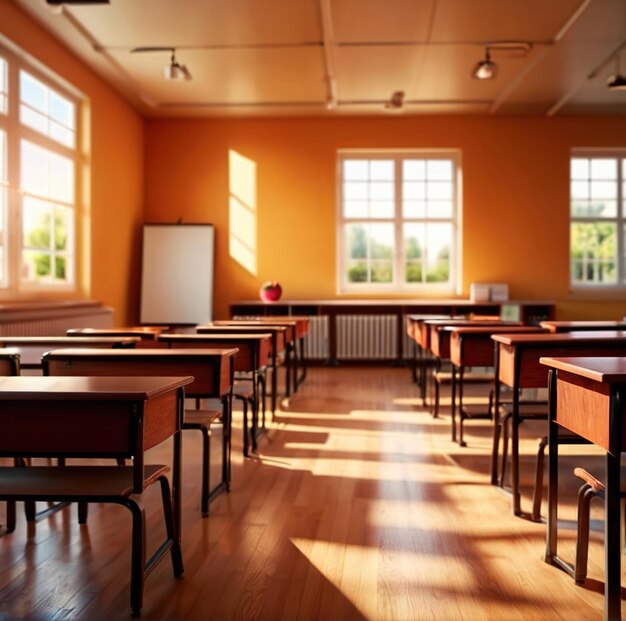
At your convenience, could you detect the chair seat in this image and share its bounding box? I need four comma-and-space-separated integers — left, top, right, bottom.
434, 371, 493, 384
233, 381, 254, 399
499, 402, 548, 419
184, 408, 221, 428
0, 465, 169, 499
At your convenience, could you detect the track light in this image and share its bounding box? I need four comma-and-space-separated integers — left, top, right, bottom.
164, 50, 192, 81
607, 55, 626, 90
472, 48, 497, 80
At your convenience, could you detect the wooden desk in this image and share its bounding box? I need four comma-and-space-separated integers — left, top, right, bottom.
0, 336, 139, 369
194, 325, 287, 417
232, 316, 309, 387
424, 319, 521, 416
0, 375, 191, 615
213, 320, 297, 397
67, 327, 166, 347
541, 356, 626, 621
157, 334, 271, 453
491, 331, 626, 517
448, 326, 544, 445
42, 348, 237, 510
540, 321, 626, 333
406, 314, 450, 395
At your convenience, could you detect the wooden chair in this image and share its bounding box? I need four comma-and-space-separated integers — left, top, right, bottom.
571, 467, 626, 584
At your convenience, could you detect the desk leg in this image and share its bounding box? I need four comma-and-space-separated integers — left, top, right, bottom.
173, 389, 183, 544
511, 383, 522, 515
285, 346, 292, 399
271, 358, 277, 421
545, 369, 559, 563
450, 365, 457, 442
292, 342, 298, 393
298, 336, 307, 386
605, 392, 623, 621
490, 343, 501, 486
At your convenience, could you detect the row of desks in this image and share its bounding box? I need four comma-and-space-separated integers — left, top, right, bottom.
407, 316, 626, 621
0, 316, 310, 616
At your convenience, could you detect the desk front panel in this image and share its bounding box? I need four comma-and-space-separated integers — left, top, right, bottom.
450, 334, 495, 367
555, 371, 614, 452
47, 357, 231, 398
498, 342, 626, 389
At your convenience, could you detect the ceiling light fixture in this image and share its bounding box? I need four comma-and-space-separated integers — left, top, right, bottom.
472, 47, 497, 80
165, 50, 192, 81
607, 55, 626, 90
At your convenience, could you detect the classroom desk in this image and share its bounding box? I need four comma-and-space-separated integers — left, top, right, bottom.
213, 319, 297, 397
448, 326, 545, 445
194, 325, 287, 417
406, 314, 450, 397
42, 347, 237, 510
0, 375, 191, 616
541, 357, 626, 621
67, 327, 166, 346
491, 331, 626, 517
233, 316, 309, 388
0, 336, 140, 370
425, 319, 521, 416
540, 321, 626, 333
157, 334, 271, 454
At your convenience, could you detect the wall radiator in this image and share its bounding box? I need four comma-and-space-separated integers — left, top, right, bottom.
337, 314, 397, 360
303, 316, 329, 360
0, 303, 113, 336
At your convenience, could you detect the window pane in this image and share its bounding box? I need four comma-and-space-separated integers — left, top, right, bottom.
370, 160, 393, 180
571, 181, 589, 201
0, 57, 7, 115
346, 224, 367, 259
590, 181, 617, 200
403, 182, 425, 201
590, 158, 617, 180
403, 160, 425, 180
370, 201, 394, 218
403, 200, 426, 218
427, 160, 453, 181
424, 223, 452, 284
571, 158, 589, 180
21, 140, 74, 204
370, 224, 393, 259
405, 261, 423, 283
371, 261, 392, 283
370, 181, 393, 201
404, 224, 425, 259
19, 70, 76, 147
0, 129, 5, 183
344, 160, 368, 181
344, 182, 368, 201
344, 201, 368, 219
23, 196, 52, 249
570, 222, 617, 284
347, 260, 368, 283
426, 181, 452, 201
428, 201, 453, 219
22, 250, 51, 282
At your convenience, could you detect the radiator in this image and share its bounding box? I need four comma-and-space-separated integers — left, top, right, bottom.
0, 304, 113, 336
303, 315, 329, 360
337, 314, 397, 360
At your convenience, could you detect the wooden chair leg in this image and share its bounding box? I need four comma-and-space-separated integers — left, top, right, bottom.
532, 436, 548, 522
433, 377, 440, 419
78, 502, 88, 524
6, 501, 15, 533
575, 484, 597, 583
499, 412, 512, 488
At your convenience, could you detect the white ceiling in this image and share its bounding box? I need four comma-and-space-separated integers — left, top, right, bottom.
13, 0, 626, 117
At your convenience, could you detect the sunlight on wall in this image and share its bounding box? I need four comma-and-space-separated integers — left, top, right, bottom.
228, 149, 257, 275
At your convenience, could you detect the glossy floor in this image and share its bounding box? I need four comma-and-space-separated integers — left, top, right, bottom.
0, 367, 614, 620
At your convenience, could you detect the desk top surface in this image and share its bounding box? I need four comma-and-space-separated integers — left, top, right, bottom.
44, 347, 239, 359
0, 336, 140, 345
196, 325, 286, 334
426, 319, 520, 328
449, 326, 545, 336
0, 375, 193, 400
493, 330, 626, 345
67, 328, 163, 338
162, 333, 271, 343
540, 357, 626, 383
540, 320, 626, 331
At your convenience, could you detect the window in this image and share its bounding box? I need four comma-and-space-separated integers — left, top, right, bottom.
337, 150, 460, 293
570, 152, 625, 287
0, 43, 79, 294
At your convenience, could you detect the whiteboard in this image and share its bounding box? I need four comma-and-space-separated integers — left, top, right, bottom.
140, 224, 214, 325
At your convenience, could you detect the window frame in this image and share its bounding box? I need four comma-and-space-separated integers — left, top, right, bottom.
336, 149, 462, 295
570, 148, 626, 291
0, 38, 82, 296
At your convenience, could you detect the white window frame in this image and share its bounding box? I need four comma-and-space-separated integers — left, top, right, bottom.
570, 149, 626, 290
0, 38, 81, 297
336, 149, 462, 295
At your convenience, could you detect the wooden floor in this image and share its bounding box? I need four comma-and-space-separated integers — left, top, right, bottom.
0, 366, 618, 620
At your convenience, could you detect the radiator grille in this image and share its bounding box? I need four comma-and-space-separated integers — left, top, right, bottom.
0, 308, 113, 336
303, 316, 329, 360
337, 314, 397, 360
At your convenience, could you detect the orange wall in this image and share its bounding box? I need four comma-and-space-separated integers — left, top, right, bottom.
145, 116, 626, 320
0, 3, 144, 324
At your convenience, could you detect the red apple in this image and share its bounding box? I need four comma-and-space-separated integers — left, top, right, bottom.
260, 281, 282, 302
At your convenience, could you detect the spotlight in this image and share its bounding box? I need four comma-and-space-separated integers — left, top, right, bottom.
164, 50, 192, 81
472, 48, 497, 80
